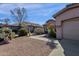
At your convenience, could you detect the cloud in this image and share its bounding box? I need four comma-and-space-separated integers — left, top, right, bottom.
0, 3, 68, 25
0, 3, 46, 17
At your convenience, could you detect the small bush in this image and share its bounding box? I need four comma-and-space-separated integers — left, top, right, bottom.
0, 28, 3, 33
3, 27, 12, 33
48, 28, 56, 38
11, 32, 16, 38
18, 28, 28, 36
34, 28, 44, 35
3, 28, 12, 40
0, 27, 13, 40
0, 28, 4, 39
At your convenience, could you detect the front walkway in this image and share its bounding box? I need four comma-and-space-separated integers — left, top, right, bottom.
29, 34, 64, 56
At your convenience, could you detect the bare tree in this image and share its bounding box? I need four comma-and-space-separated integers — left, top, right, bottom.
10, 7, 26, 26
0, 18, 10, 25
4, 18, 10, 25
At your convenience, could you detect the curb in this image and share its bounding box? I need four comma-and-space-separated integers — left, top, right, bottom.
48, 40, 64, 56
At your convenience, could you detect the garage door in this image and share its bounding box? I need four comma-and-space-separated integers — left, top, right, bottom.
62, 19, 79, 40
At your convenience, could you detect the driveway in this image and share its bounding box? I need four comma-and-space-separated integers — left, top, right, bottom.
30, 34, 79, 56
0, 36, 56, 56
29, 34, 51, 42
29, 34, 64, 56
59, 39, 79, 56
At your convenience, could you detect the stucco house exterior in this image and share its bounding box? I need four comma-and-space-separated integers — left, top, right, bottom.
53, 3, 79, 40
21, 22, 43, 33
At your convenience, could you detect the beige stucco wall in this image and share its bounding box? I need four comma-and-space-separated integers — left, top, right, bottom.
56, 7, 79, 26
55, 5, 79, 39
56, 26, 62, 39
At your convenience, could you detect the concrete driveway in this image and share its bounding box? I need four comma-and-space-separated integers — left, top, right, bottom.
29, 34, 65, 56
59, 39, 79, 56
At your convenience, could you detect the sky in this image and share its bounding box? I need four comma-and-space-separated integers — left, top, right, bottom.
0, 3, 68, 25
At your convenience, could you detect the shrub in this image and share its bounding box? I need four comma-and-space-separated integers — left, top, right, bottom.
48, 28, 56, 38
3, 27, 12, 33
0, 27, 13, 40
34, 28, 44, 35
18, 28, 28, 36
11, 32, 16, 39
0, 28, 3, 33
3, 28, 12, 40
0, 29, 5, 39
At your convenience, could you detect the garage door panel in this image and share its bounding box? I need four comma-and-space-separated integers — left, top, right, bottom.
62, 19, 79, 40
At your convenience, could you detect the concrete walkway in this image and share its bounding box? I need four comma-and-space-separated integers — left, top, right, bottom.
49, 40, 64, 56
29, 34, 51, 42
29, 34, 64, 56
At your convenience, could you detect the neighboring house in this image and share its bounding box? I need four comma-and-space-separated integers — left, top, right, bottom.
0, 23, 20, 30
0, 22, 42, 33
20, 22, 43, 33
0, 23, 21, 33
46, 19, 55, 29
43, 24, 48, 33
53, 3, 79, 40
43, 19, 56, 34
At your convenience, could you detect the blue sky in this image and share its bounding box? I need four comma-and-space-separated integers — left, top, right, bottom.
0, 3, 68, 25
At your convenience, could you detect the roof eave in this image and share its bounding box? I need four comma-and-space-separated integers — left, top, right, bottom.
53, 4, 79, 18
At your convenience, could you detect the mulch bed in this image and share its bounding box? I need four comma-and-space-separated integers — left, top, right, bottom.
0, 37, 56, 56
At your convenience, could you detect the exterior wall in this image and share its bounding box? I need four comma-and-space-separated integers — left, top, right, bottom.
56, 26, 62, 39
56, 7, 79, 26
55, 5, 79, 39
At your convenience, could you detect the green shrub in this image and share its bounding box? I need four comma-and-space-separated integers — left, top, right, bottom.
34, 28, 44, 35
48, 28, 56, 38
0, 28, 6, 39
3, 27, 12, 40
0, 27, 13, 40
18, 28, 28, 36
3, 27, 12, 33
0, 29, 5, 39
0, 28, 3, 33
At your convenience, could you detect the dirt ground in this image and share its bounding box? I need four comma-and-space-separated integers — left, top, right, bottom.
0, 36, 55, 56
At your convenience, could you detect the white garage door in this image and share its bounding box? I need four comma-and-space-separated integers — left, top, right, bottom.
62, 19, 79, 40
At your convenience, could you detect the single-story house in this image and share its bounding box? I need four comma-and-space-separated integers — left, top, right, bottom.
53, 3, 79, 40
20, 22, 43, 33
0, 22, 43, 33
0, 23, 20, 29
0, 23, 21, 33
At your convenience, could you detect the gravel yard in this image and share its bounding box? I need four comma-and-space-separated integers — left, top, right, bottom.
0, 36, 56, 56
